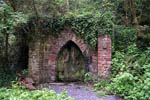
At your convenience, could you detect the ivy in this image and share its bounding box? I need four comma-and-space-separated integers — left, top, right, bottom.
16, 11, 116, 49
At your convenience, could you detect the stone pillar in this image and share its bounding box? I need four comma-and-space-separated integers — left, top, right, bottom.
98, 35, 111, 80
28, 42, 41, 83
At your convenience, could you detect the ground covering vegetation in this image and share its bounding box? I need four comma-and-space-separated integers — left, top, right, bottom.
0, 83, 73, 100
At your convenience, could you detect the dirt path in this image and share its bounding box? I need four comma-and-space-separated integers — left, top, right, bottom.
49, 83, 121, 100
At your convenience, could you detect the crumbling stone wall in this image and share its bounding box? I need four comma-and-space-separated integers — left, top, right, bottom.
28, 30, 111, 83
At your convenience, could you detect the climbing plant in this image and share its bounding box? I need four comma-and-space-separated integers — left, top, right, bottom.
16, 10, 116, 49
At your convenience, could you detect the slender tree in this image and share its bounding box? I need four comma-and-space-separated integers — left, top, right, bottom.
124, 0, 129, 26
130, 0, 142, 39
66, 0, 70, 12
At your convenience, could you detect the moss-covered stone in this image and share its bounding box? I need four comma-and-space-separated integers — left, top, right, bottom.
56, 41, 86, 81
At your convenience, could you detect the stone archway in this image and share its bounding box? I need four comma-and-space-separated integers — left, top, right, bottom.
56, 40, 86, 82
48, 30, 90, 82
28, 30, 91, 83
28, 29, 112, 83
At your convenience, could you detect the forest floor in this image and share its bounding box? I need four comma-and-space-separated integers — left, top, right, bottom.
37, 82, 121, 100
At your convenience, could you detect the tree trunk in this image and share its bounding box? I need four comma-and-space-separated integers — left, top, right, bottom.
130, 0, 142, 39
66, 0, 70, 12
32, 0, 38, 18
4, 31, 9, 71
124, 0, 129, 26
3, 11, 9, 71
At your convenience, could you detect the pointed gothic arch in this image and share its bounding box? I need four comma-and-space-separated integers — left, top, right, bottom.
47, 30, 90, 82
56, 40, 86, 81
28, 29, 111, 83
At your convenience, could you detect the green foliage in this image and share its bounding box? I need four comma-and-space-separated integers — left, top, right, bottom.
111, 44, 150, 77
105, 44, 150, 100
0, 71, 16, 87
94, 76, 110, 91
96, 90, 106, 98
22, 69, 29, 77
0, 83, 74, 100
8, 0, 150, 51
0, 0, 28, 70
1, 1, 150, 100
84, 72, 93, 84
17, 10, 115, 48
94, 44, 150, 100
106, 72, 135, 97
0, 1, 28, 34
113, 26, 137, 51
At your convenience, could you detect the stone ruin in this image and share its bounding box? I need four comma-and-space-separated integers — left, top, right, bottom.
28, 29, 111, 83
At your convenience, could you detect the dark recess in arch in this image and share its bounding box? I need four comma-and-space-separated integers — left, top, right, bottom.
56, 40, 87, 82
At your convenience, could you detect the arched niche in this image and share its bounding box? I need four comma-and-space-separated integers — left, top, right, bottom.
28, 29, 99, 83
56, 40, 86, 82
47, 30, 91, 82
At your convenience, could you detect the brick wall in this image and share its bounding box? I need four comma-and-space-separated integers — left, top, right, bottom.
28, 30, 112, 83
98, 35, 112, 80
29, 29, 98, 83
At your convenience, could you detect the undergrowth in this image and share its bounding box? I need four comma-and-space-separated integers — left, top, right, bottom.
0, 83, 74, 100
94, 44, 150, 100
0, 70, 16, 87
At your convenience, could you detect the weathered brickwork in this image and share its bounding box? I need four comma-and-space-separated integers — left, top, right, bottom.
28, 30, 111, 83
98, 35, 112, 80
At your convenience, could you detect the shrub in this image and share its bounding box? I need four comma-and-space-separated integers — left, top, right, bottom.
106, 71, 150, 100
84, 72, 93, 84
106, 72, 135, 97
94, 76, 110, 91
105, 44, 150, 100
0, 83, 74, 100
0, 71, 16, 87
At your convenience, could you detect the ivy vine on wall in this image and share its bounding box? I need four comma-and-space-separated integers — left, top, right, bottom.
15, 12, 115, 49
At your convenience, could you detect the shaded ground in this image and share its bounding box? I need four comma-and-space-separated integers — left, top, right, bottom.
46, 83, 121, 100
